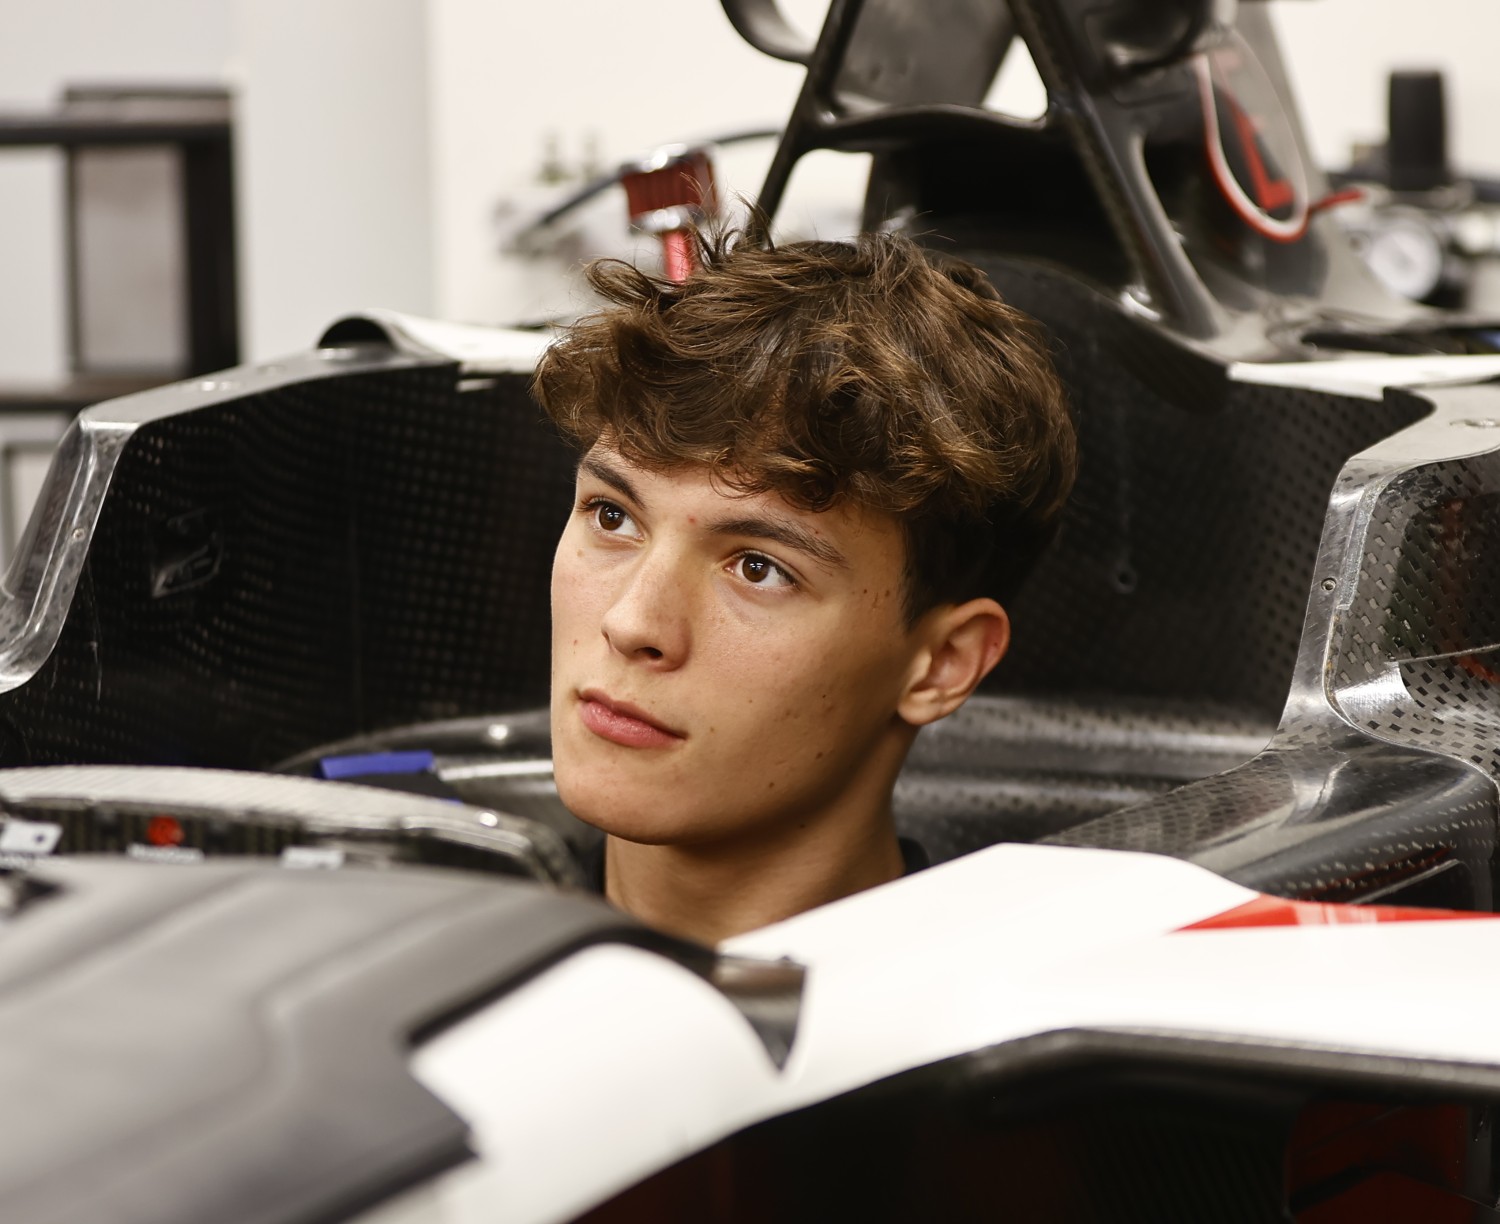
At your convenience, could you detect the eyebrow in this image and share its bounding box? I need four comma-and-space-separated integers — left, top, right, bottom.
707, 515, 848, 570
579, 454, 644, 506
578, 453, 848, 569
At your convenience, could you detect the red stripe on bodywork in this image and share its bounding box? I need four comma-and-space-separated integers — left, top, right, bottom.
1227, 92, 1295, 212
1179, 894, 1500, 931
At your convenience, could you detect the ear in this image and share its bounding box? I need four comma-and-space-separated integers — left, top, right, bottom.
897, 598, 1010, 728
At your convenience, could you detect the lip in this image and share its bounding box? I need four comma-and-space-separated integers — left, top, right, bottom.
577, 689, 685, 749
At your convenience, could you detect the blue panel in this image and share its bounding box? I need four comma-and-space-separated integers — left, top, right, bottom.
317, 750, 436, 780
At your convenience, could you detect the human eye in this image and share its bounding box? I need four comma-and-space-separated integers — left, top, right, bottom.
580, 496, 642, 539
730, 551, 797, 590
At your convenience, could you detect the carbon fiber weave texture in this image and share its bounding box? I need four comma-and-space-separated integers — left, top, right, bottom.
981, 260, 1422, 718
1047, 430, 1500, 908
0, 366, 575, 769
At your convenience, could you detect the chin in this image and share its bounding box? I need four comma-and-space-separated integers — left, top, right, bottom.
553, 760, 695, 846
560, 791, 694, 846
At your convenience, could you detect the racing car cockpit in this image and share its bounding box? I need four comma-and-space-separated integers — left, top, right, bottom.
0, 0, 1497, 909
3, 2, 1500, 1222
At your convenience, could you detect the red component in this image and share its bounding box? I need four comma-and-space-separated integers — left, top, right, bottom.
1434, 497, 1500, 685
1228, 91, 1295, 213
1309, 187, 1365, 215
659, 229, 696, 283
619, 146, 719, 283
144, 815, 185, 847
1295, 1171, 1477, 1223
1179, 893, 1499, 931
1289, 1102, 1472, 1223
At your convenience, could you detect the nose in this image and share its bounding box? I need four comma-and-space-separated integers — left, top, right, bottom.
599, 545, 690, 667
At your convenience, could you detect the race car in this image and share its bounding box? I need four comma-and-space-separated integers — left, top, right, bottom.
4, 0, 1500, 1220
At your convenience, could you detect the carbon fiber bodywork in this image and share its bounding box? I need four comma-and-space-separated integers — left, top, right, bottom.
0, 764, 583, 886
580, 1027, 1500, 1224
6, 3, 1500, 1222
0, 338, 572, 769
976, 261, 1426, 717
1047, 380, 1500, 909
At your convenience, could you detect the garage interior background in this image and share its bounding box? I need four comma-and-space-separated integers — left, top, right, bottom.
1, 0, 1496, 385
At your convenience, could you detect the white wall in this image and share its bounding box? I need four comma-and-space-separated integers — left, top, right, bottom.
426, 0, 860, 327
4, 0, 1500, 382
231, 0, 435, 360
428, 0, 1500, 328
0, 0, 435, 378
424, 0, 1053, 328
0, 150, 67, 382
1272, 0, 1500, 177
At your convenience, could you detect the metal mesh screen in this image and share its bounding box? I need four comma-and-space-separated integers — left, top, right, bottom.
979, 258, 1425, 717
0, 364, 576, 768
1338, 452, 1500, 777
1046, 412, 1500, 907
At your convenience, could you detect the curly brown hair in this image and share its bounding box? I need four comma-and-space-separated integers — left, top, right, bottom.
534, 221, 1076, 619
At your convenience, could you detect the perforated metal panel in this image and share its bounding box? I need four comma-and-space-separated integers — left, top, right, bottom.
1048, 381, 1500, 907
0, 359, 576, 769
893, 693, 1271, 856
885, 256, 1436, 865
979, 257, 1423, 717
1332, 452, 1500, 776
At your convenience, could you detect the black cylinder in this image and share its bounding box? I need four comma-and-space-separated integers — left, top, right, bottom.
1388, 69, 1449, 193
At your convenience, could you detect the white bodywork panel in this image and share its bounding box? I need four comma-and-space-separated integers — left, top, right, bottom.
406, 843, 1500, 1223
1230, 352, 1500, 400
340, 309, 554, 373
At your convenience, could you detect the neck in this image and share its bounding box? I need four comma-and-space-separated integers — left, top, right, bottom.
605, 813, 906, 945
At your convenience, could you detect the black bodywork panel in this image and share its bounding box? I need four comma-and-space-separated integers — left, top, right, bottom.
0, 362, 574, 771
580, 1028, 1500, 1223
0, 856, 703, 1224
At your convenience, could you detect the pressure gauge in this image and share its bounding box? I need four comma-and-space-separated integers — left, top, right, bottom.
1360, 211, 1446, 302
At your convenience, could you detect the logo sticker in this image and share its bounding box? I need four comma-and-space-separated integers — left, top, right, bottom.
0, 819, 63, 856
280, 845, 346, 871
127, 844, 205, 865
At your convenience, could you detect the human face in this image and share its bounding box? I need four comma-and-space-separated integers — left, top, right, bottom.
550, 446, 926, 848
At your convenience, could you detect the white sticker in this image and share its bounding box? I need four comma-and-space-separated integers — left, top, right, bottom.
126, 844, 205, 865
0, 819, 62, 856
280, 845, 345, 871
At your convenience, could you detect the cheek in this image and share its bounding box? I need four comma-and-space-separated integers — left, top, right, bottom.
698, 622, 896, 748
551, 535, 599, 643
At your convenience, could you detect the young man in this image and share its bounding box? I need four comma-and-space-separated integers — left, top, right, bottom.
533, 225, 1075, 945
